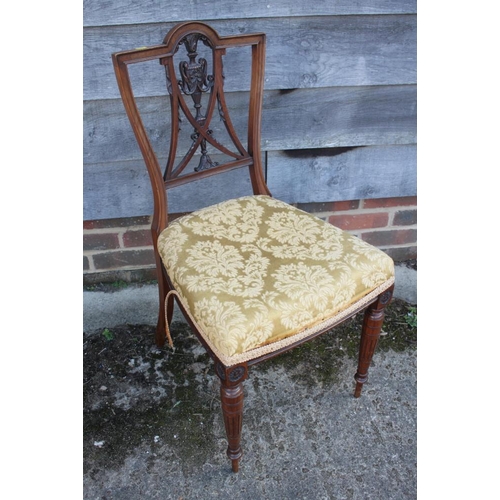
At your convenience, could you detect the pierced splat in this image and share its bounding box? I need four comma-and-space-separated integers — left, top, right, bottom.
162, 32, 248, 180
177, 34, 218, 172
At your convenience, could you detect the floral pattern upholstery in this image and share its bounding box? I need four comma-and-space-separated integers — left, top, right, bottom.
158, 195, 394, 360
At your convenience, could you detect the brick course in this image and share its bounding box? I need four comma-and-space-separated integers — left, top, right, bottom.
393, 209, 417, 226
328, 212, 389, 231
297, 200, 360, 213
84, 195, 417, 284
83, 233, 120, 251
83, 215, 151, 230
123, 229, 153, 248
361, 229, 417, 247
93, 249, 156, 270
363, 196, 417, 208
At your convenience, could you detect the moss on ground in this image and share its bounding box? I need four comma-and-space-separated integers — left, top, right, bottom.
84, 324, 216, 475
256, 298, 417, 387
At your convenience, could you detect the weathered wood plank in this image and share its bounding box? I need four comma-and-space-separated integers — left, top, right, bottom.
84, 15, 416, 100
84, 85, 417, 164
83, 0, 417, 27
267, 145, 417, 203
83, 145, 416, 220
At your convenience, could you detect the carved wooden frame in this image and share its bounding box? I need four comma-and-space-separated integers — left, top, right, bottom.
112, 22, 393, 473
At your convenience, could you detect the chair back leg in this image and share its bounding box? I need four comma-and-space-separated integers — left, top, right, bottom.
154, 252, 171, 347
354, 285, 394, 398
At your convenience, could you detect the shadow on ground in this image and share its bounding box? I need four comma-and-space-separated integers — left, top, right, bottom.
83, 298, 417, 499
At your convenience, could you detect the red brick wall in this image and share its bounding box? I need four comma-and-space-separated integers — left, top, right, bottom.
83, 196, 416, 284
298, 196, 417, 262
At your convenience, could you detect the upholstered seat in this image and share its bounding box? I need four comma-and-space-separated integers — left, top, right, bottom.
158, 195, 394, 365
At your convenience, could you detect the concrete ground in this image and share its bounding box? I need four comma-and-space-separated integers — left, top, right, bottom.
83, 263, 416, 499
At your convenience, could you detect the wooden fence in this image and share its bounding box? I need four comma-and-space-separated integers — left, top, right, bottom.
83, 1, 417, 220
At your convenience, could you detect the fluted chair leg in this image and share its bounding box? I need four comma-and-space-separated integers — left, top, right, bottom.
354, 285, 394, 398
216, 363, 248, 472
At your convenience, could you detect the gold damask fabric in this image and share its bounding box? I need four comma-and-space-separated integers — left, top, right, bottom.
158, 195, 394, 359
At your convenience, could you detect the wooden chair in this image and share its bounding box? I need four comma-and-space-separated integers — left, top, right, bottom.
112, 21, 395, 472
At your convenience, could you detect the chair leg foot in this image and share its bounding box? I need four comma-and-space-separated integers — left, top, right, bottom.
230, 459, 240, 473
217, 363, 248, 472
354, 285, 394, 398
353, 380, 364, 399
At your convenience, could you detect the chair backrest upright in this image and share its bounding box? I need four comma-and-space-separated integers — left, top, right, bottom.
112, 22, 270, 238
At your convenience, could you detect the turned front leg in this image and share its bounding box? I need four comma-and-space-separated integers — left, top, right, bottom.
354, 286, 394, 398
216, 363, 248, 472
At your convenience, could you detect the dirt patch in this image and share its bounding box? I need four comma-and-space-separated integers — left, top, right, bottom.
83, 299, 416, 475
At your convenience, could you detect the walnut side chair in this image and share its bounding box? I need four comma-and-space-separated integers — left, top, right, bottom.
112, 21, 395, 473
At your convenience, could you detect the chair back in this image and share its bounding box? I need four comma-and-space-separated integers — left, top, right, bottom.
112, 22, 270, 236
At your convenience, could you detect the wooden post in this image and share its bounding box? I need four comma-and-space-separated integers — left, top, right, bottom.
354, 285, 394, 398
